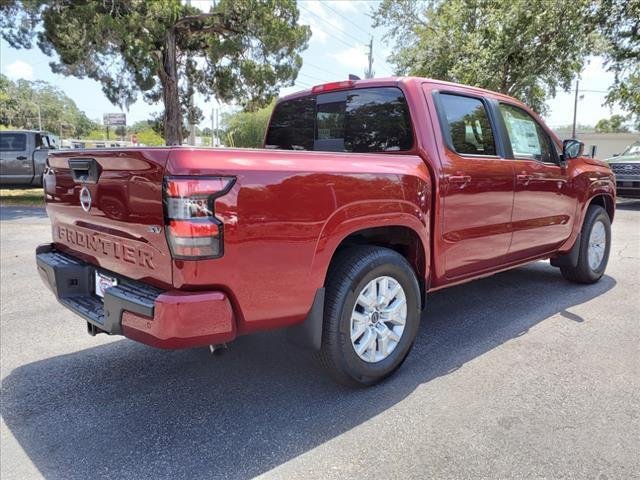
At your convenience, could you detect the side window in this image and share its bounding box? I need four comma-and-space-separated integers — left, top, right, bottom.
0, 133, 27, 152
499, 103, 554, 163
438, 94, 497, 156
344, 87, 413, 152
265, 96, 316, 150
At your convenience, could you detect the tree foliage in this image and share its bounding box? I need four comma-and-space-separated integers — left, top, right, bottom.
599, 0, 640, 126
1, 0, 310, 145
0, 74, 97, 136
223, 101, 274, 148
594, 114, 631, 133
134, 128, 165, 146
373, 0, 606, 114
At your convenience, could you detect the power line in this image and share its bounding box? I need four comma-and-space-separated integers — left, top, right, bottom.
320, 1, 372, 39
317, 0, 394, 76
298, 5, 359, 51
299, 4, 369, 47
300, 3, 393, 77
570, 89, 609, 94
305, 62, 340, 77
298, 71, 332, 83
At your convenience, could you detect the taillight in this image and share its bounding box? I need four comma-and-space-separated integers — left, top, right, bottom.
163, 176, 235, 259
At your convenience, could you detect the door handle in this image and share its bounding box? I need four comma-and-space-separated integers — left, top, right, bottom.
16, 156, 27, 160
517, 174, 533, 185
448, 175, 472, 185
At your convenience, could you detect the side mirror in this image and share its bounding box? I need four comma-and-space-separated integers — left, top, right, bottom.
562, 139, 584, 160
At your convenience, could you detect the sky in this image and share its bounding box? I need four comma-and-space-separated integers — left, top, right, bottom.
0, 0, 630, 131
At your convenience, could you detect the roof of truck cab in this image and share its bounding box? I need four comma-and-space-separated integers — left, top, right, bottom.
0, 129, 46, 134
278, 76, 523, 106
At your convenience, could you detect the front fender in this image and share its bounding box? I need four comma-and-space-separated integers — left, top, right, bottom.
558, 170, 615, 254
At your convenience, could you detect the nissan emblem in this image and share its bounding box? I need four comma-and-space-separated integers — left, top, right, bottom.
79, 186, 92, 212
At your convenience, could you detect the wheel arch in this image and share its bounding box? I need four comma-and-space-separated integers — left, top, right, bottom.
325, 224, 428, 309
587, 193, 615, 222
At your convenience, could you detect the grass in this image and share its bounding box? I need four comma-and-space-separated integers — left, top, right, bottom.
0, 188, 45, 207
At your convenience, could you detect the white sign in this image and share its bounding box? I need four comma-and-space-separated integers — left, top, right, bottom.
103, 113, 126, 126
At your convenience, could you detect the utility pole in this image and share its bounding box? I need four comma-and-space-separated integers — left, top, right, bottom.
364, 37, 374, 79
36, 104, 42, 131
572, 79, 579, 139
214, 108, 220, 147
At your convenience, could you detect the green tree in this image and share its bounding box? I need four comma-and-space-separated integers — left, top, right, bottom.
81, 129, 108, 141
1, 0, 310, 145
373, 0, 597, 113
599, 0, 639, 127
595, 114, 630, 133
223, 101, 274, 148
0, 74, 97, 136
135, 128, 165, 146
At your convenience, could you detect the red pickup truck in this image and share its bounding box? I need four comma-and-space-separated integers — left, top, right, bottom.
36, 77, 615, 385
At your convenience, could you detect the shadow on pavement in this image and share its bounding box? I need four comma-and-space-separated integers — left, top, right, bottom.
1, 262, 616, 480
0, 206, 48, 221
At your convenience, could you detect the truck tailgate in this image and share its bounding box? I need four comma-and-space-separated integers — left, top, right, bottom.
45, 148, 173, 288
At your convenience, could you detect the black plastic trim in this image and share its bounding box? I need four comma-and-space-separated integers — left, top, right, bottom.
36, 245, 163, 335
286, 288, 325, 350
550, 232, 582, 268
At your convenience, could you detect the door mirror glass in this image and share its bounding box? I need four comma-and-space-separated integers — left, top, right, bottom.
563, 139, 584, 160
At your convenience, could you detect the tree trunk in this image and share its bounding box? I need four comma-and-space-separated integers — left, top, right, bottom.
159, 28, 182, 146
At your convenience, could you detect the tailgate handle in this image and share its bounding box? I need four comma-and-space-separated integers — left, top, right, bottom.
69, 158, 100, 184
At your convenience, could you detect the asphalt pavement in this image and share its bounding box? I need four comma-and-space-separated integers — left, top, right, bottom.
1, 202, 639, 479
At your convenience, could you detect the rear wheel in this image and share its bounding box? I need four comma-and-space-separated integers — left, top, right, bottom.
320, 246, 421, 386
560, 205, 611, 284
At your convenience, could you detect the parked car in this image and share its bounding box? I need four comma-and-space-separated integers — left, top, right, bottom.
605, 140, 640, 199
0, 130, 57, 187
36, 77, 615, 385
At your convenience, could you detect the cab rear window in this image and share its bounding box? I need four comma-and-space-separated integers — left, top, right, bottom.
265, 87, 413, 153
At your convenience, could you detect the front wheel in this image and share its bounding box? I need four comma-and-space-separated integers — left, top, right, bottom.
561, 205, 611, 284
320, 246, 422, 386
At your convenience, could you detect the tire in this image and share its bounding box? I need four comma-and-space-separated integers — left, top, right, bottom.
320, 246, 422, 386
560, 205, 611, 284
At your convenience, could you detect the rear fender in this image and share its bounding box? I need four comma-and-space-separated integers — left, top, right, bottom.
309, 199, 430, 288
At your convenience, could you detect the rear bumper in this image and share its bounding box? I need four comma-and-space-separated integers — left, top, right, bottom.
36, 244, 236, 349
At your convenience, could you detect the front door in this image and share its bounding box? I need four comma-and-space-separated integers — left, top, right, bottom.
497, 103, 577, 259
433, 92, 515, 278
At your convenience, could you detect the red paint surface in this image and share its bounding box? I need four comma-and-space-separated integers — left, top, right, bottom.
122, 290, 235, 349
45, 77, 615, 349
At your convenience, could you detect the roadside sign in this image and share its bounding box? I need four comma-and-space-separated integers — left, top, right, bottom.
103, 113, 126, 126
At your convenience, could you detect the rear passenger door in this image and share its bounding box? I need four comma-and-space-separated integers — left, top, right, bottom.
0, 132, 33, 185
497, 103, 576, 259
432, 92, 515, 278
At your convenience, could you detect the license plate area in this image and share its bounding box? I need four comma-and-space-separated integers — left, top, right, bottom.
95, 271, 117, 298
